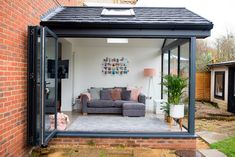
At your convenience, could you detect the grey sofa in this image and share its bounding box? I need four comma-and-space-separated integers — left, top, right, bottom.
81, 88, 146, 116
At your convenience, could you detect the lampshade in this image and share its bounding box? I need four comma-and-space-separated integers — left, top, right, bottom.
144, 68, 156, 77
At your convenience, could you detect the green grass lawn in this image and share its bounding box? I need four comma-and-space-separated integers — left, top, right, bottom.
210, 136, 235, 157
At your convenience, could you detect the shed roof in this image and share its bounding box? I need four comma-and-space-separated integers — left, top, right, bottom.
208, 61, 235, 67
40, 7, 213, 30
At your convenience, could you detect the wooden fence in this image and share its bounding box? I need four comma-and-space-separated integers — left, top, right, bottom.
195, 72, 211, 101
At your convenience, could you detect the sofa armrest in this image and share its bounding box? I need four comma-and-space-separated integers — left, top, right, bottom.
80, 93, 91, 114
138, 94, 146, 104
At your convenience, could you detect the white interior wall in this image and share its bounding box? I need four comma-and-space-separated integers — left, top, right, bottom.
61, 38, 163, 111
60, 39, 73, 111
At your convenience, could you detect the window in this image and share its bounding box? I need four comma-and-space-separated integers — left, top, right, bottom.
162, 52, 169, 99
163, 52, 169, 76
170, 48, 178, 75
214, 71, 225, 99
179, 42, 189, 129
161, 39, 190, 129
180, 43, 189, 78
101, 8, 135, 16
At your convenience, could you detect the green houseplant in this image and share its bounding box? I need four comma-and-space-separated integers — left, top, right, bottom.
162, 74, 187, 119
161, 101, 171, 122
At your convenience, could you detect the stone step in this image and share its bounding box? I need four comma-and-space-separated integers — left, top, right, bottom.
198, 149, 227, 157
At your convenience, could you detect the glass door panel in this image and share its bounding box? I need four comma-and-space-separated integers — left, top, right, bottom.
163, 52, 169, 100
180, 42, 190, 129
36, 35, 41, 144
28, 26, 58, 146
41, 27, 58, 145
170, 48, 178, 75
161, 39, 190, 132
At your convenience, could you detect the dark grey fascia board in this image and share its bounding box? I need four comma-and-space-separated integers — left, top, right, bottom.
40, 21, 213, 31
56, 131, 197, 139
48, 28, 211, 38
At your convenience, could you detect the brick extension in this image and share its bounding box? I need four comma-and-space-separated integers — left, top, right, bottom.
49, 137, 196, 149
0, 1, 82, 156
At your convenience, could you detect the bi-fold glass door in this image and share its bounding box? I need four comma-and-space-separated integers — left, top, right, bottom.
28, 26, 58, 146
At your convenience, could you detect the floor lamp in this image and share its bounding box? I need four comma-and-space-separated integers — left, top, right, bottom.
144, 68, 156, 100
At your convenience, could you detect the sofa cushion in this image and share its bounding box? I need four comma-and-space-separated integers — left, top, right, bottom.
114, 87, 127, 91
88, 88, 102, 99
111, 88, 122, 100
121, 90, 131, 101
123, 103, 145, 110
103, 87, 113, 90
100, 89, 112, 100
114, 100, 136, 107
88, 100, 116, 108
127, 87, 142, 101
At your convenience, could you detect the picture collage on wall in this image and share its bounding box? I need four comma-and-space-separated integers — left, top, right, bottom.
102, 57, 129, 75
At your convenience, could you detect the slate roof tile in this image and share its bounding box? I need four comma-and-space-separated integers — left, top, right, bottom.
41, 7, 213, 30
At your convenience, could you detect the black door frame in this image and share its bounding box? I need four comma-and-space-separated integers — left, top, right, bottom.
214, 71, 225, 100
228, 67, 235, 113
27, 26, 58, 146
28, 26, 39, 146
41, 27, 58, 146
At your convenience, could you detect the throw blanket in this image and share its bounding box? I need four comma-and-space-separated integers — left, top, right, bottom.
80, 92, 91, 102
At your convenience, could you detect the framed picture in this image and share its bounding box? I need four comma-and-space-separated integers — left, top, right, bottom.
102, 57, 129, 75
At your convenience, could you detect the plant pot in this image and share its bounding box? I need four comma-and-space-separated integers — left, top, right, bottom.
170, 104, 184, 118
164, 115, 171, 123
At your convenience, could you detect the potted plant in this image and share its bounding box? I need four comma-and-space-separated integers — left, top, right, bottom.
162, 75, 187, 119
161, 102, 171, 123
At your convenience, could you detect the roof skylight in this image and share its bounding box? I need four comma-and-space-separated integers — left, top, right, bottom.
107, 38, 128, 44
101, 8, 135, 16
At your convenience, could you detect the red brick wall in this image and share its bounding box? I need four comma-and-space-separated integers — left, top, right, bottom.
49, 137, 196, 149
0, 0, 83, 156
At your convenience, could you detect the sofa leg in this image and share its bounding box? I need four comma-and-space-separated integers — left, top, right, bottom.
83, 113, 88, 116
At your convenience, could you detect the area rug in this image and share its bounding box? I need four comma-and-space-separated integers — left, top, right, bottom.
66, 115, 173, 132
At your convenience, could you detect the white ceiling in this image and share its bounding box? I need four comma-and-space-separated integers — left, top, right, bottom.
63, 38, 164, 50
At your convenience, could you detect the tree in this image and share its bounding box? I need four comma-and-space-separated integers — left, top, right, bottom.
214, 32, 235, 62
196, 39, 213, 72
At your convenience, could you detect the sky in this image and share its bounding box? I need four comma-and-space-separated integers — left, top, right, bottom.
136, 0, 235, 43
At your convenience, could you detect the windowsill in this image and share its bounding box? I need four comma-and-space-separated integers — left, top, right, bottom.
214, 95, 224, 100
55, 131, 197, 138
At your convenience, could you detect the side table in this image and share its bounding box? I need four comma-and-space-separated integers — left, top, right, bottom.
153, 99, 166, 115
